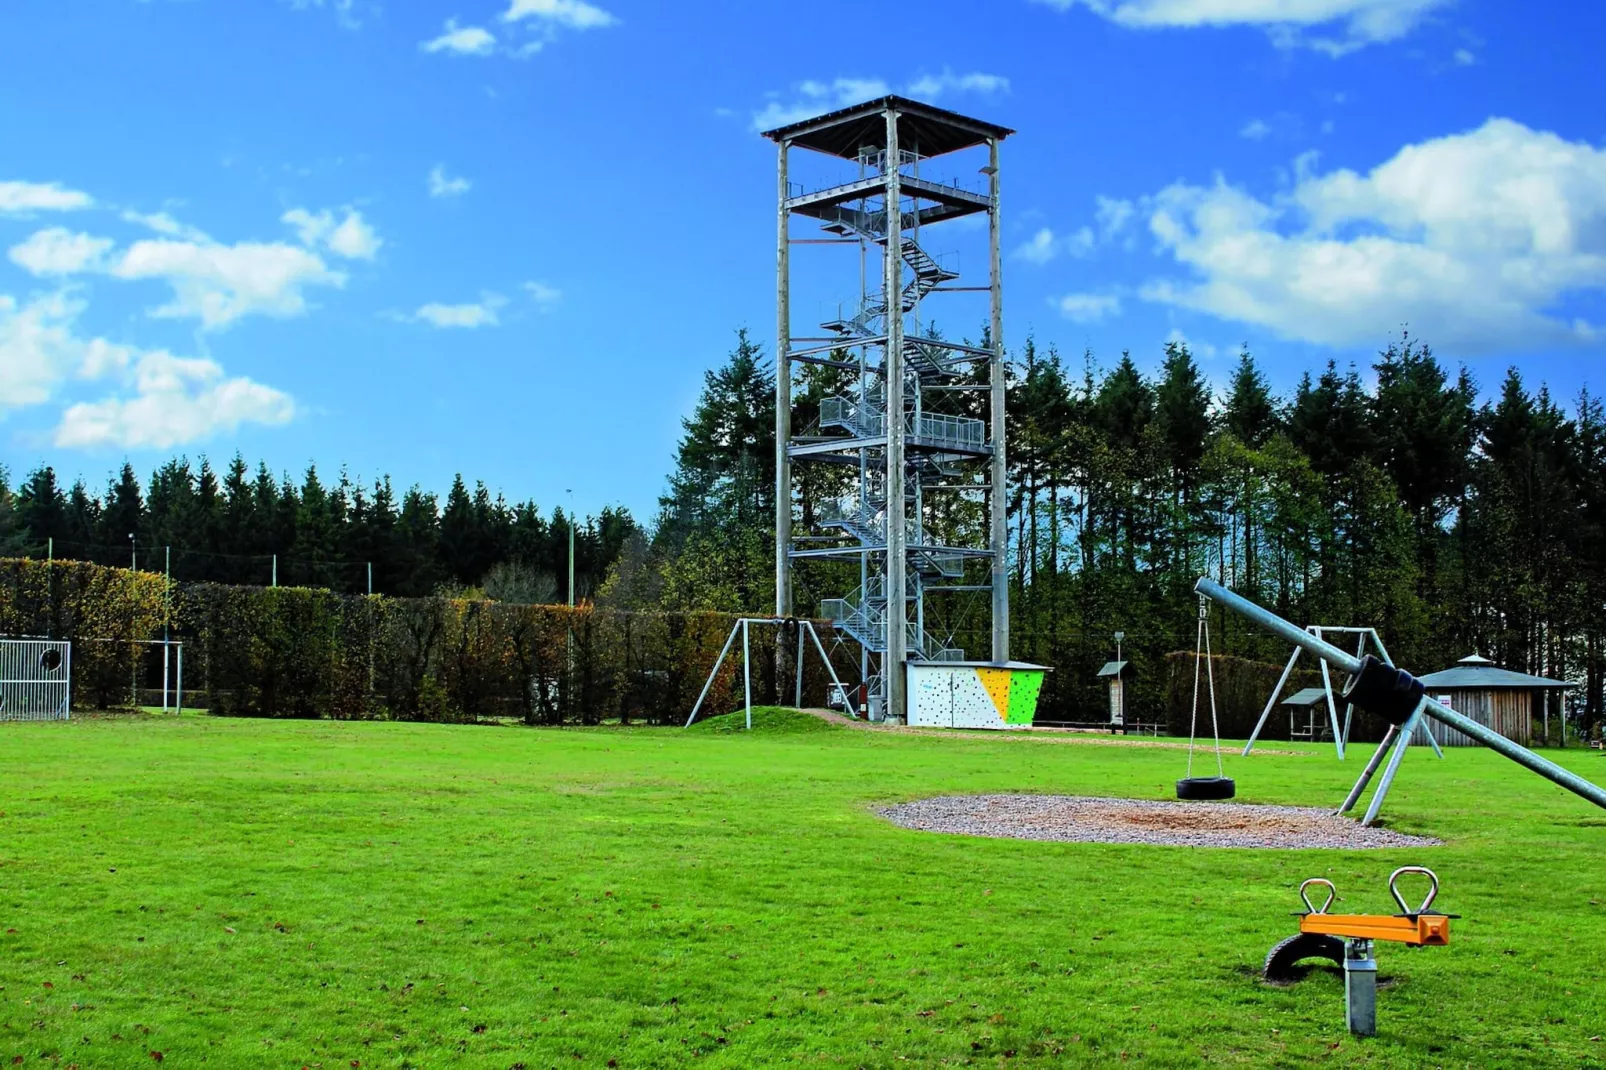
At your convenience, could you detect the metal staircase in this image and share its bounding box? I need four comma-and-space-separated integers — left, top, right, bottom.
820, 393, 985, 453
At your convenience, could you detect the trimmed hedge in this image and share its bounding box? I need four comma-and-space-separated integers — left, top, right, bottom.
1, 558, 851, 724
1166, 649, 1335, 742
0, 559, 167, 709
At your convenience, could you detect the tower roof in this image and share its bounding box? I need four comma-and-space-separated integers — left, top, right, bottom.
761, 95, 1013, 160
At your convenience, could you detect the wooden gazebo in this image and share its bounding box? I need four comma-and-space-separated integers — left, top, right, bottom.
1413, 654, 1574, 747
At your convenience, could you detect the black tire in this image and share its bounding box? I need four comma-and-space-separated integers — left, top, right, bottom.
1263, 932, 1346, 983
1175, 776, 1236, 800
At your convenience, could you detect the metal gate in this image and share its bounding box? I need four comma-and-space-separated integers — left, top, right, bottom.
0, 639, 72, 721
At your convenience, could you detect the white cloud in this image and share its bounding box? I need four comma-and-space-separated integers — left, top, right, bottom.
121, 210, 210, 242
327, 211, 382, 259
281, 207, 382, 260
1012, 226, 1095, 264
281, 207, 332, 247
1031, 0, 1453, 54
284, 0, 367, 29
1240, 118, 1272, 140
523, 280, 561, 308
9, 228, 115, 276
1015, 228, 1059, 264
112, 238, 345, 329
752, 77, 891, 132
1096, 196, 1136, 237
0, 180, 93, 215
503, 0, 617, 29
0, 290, 85, 413
1453, 47, 1476, 65
1137, 118, 1606, 352
1054, 292, 1123, 322
413, 293, 507, 328
429, 164, 472, 198
421, 18, 497, 55
0, 288, 293, 446
906, 69, 1011, 100
55, 351, 295, 449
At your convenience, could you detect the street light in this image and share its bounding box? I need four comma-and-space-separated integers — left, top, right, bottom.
1114, 630, 1124, 664
128, 532, 136, 573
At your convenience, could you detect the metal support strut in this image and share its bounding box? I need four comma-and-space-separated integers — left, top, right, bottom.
684, 618, 852, 730
1195, 577, 1606, 818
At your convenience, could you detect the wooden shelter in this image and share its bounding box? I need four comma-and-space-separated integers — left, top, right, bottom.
1413, 654, 1574, 747
1281, 687, 1331, 741
1096, 660, 1127, 727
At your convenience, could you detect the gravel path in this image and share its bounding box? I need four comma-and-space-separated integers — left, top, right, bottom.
879, 794, 1442, 850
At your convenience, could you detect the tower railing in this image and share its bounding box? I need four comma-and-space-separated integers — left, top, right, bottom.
819, 395, 984, 452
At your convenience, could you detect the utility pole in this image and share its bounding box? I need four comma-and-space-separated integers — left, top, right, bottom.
163, 546, 171, 712
567, 489, 576, 607
128, 533, 137, 708
272, 554, 277, 588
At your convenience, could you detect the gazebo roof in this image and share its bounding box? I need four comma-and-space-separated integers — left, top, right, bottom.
1418, 655, 1573, 690
1096, 660, 1128, 678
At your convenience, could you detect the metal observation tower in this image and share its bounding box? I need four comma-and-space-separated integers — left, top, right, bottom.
765, 96, 1013, 723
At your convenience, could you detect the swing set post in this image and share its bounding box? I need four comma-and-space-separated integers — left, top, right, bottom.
683, 617, 855, 730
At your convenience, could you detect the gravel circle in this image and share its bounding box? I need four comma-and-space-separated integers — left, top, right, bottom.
879, 794, 1442, 850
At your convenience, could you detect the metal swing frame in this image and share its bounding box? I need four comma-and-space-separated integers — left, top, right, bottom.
683, 617, 854, 731
1242, 625, 1442, 762
1197, 577, 1606, 825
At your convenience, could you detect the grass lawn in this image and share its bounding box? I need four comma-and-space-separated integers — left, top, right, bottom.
2, 710, 1604, 1068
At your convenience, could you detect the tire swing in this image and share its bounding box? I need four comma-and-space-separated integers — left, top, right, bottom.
1178, 594, 1236, 800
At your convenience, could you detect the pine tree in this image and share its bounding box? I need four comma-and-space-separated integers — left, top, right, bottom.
657, 328, 776, 548
16, 466, 67, 555
438, 475, 476, 584
1223, 346, 1279, 448
0, 466, 21, 556
100, 463, 146, 566
1288, 362, 1373, 478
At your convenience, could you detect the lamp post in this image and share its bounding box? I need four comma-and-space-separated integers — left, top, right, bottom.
566, 488, 575, 608
1114, 630, 1124, 664
128, 532, 136, 573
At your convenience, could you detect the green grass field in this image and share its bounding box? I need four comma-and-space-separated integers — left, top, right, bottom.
3, 710, 1604, 1068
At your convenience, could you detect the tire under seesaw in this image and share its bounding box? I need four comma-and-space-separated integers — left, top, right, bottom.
1176, 776, 1236, 800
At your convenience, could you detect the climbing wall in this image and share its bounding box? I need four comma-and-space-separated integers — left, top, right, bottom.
906, 664, 1049, 729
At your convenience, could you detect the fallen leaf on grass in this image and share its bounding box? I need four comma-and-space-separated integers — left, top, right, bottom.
149, 1053, 164, 1062
224, 927, 236, 934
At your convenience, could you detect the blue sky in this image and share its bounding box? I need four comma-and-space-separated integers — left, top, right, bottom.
2, 0, 1603, 520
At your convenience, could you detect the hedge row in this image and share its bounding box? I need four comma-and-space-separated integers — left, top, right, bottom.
1, 558, 850, 725
1163, 650, 1391, 743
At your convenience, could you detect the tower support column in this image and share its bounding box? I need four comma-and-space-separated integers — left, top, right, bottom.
775, 138, 793, 620
988, 136, 1009, 664
883, 105, 908, 722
